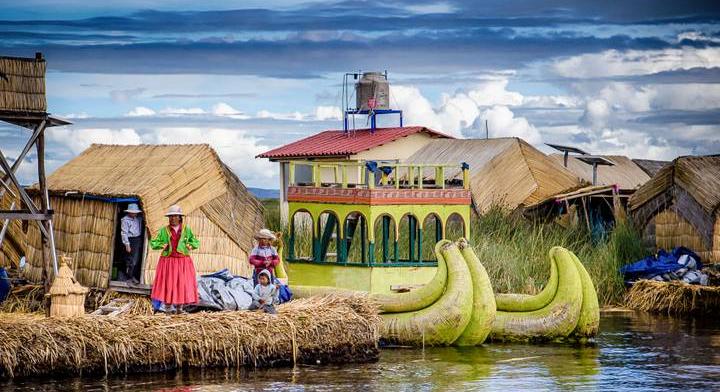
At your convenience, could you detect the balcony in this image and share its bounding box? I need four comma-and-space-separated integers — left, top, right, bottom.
286, 160, 471, 206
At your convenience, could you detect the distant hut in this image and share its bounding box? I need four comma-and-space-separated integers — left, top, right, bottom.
633, 159, 670, 178
24, 144, 265, 290
629, 155, 720, 263
549, 154, 650, 190
405, 138, 582, 214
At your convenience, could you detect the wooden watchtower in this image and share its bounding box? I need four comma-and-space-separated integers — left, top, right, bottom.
0, 53, 71, 288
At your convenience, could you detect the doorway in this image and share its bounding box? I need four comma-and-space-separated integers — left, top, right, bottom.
111, 201, 146, 284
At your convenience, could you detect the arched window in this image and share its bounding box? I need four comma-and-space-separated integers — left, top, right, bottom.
342, 212, 367, 263
421, 213, 443, 261
398, 214, 421, 262
374, 214, 397, 263
317, 211, 341, 262
289, 210, 313, 260
446, 212, 466, 239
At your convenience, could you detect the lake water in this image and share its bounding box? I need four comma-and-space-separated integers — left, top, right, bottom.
4, 311, 719, 391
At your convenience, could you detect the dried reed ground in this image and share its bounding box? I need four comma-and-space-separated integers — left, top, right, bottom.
0, 295, 381, 378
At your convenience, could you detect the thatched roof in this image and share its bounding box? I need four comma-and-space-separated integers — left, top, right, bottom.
633, 159, 670, 178
549, 154, 650, 190
405, 138, 582, 213
629, 155, 720, 214
34, 144, 264, 251
0, 55, 46, 113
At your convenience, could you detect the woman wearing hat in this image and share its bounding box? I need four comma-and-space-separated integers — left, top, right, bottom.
121, 203, 143, 283
150, 204, 200, 313
249, 229, 280, 285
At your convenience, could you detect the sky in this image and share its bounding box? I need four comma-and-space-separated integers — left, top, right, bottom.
1, 0, 719, 189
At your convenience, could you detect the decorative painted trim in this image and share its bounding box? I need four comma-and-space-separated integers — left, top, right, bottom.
287, 186, 471, 205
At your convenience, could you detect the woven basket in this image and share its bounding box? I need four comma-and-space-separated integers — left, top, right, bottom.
47, 256, 88, 317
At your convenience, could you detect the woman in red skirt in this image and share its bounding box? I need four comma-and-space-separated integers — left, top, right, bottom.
150, 204, 200, 314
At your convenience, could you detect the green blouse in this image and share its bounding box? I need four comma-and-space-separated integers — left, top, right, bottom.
150, 224, 200, 256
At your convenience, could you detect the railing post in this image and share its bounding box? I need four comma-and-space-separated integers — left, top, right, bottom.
395, 164, 400, 189
438, 166, 445, 189
341, 165, 348, 188
407, 165, 414, 188
462, 163, 470, 190
417, 165, 423, 189
368, 170, 375, 189
314, 164, 321, 187
288, 162, 295, 186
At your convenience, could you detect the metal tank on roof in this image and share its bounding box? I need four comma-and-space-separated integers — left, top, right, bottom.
356, 72, 390, 110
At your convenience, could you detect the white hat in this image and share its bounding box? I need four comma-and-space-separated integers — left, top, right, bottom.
125, 203, 142, 214
164, 204, 185, 216
254, 229, 276, 241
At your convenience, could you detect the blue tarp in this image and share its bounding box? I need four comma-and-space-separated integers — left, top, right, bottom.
0, 267, 10, 304
620, 247, 702, 282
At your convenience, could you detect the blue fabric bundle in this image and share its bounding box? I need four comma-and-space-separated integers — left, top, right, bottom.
620, 247, 702, 282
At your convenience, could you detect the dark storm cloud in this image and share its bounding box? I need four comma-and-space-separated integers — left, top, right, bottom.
0, 31, 674, 76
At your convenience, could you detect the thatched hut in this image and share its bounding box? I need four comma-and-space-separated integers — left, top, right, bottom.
405, 138, 582, 214
24, 144, 265, 289
629, 155, 720, 263
549, 154, 650, 190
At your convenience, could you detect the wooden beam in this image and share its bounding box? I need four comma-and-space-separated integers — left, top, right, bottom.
0, 120, 46, 199
0, 210, 53, 220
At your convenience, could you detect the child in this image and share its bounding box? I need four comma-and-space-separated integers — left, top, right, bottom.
249, 229, 279, 285
250, 269, 279, 314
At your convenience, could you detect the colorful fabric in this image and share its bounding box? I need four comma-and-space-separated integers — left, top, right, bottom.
150, 224, 200, 256
151, 255, 198, 305
120, 215, 143, 245
249, 245, 279, 275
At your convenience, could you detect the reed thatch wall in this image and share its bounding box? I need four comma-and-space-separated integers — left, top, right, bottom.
0, 55, 47, 113
629, 155, 720, 263
0, 186, 26, 267
25, 197, 115, 288
550, 154, 650, 190
405, 138, 581, 213
24, 144, 264, 287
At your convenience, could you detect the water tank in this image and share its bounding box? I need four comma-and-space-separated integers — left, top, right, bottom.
356, 72, 390, 110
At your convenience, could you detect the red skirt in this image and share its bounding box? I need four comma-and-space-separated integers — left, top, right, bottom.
151, 256, 198, 305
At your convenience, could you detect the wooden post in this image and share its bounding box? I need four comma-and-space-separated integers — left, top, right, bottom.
37, 132, 52, 292
288, 162, 295, 186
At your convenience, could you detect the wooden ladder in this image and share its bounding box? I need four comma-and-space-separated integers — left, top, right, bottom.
91, 298, 134, 316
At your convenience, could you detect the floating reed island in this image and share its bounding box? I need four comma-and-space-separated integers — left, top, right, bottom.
626, 280, 720, 315
0, 295, 381, 379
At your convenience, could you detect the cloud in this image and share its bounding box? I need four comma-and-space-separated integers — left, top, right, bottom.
142, 127, 276, 186
580, 99, 612, 130
159, 107, 206, 116
314, 106, 342, 121
553, 47, 720, 79
467, 106, 542, 143
109, 87, 146, 102
126, 106, 156, 117
466, 80, 524, 107
211, 102, 250, 119
256, 110, 304, 121
47, 128, 142, 154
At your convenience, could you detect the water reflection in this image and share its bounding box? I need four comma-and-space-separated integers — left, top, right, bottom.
2, 312, 718, 391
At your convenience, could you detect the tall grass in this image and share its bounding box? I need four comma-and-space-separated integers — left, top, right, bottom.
470, 207, 648, 306
261, 200, 647, 306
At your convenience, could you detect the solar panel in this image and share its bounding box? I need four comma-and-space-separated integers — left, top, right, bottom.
576, 155, 615, 166
545, 143, 589, 155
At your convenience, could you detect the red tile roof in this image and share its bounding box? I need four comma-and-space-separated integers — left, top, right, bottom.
257, 126, 453, 160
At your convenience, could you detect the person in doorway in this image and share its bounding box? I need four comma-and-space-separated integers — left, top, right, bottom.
121, 203, 143, 284
250, 269, 279, 314
248, 229, 280, 285
150, 204, 200, 314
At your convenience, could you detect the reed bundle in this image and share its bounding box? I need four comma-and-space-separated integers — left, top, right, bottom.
625, 280, 720, 315
0, 295, 381, 378
86, 289, 155, 315
0, 56, 46, 112
0, 285, 45, 314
